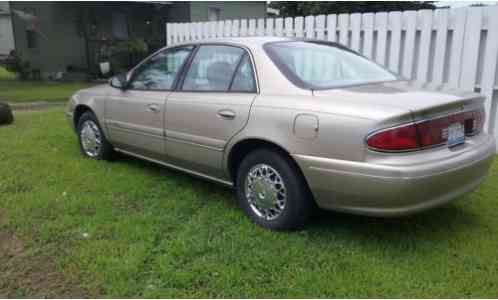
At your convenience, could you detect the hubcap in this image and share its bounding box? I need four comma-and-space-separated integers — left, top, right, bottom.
80, 120, 102, 158
245, 164, 287, 220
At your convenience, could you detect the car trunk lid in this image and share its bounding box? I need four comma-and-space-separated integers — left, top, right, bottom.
313, 80, 486, 151
313, 80, 485, 120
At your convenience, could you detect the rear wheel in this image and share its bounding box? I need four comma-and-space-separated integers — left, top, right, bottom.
235, 148, 314, 230
77, 111, 113, 160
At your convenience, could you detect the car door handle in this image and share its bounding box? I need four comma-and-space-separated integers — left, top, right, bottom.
146, 103, 160, 113
217, 109, 236, 120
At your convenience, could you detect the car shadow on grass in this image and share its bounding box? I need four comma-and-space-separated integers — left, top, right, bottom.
113, 152, 479, 242
113, 152, 237, 205
306, 202, 479, 244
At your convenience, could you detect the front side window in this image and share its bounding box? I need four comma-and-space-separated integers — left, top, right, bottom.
182, 45, 245, 91
129, 46, 193, 90
264, 41, 397, 90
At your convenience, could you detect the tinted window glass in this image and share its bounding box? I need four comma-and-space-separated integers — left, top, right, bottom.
129, 46, 192, 90
182, 45, 244, 91
265, 41, 397, 89
230, 54, 256, 92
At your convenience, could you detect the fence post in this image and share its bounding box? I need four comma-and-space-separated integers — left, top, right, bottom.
326, 14, 337, 42
362, 13, 374, 59
460, 7, 483, 90
481, 6, 498, 133
350, 13, 361, 52
416, 10, 433, 82
388, 11, 402, 73
338, 13, 349, 46
448, 8, 467, 88
432, 9, 449, 85
316, 15, 325, 40
285, 17, 293, 37
295, 16, 304, 37
266, 18, 274, 36
374, 12, 388, 66
275, 18, 283, 36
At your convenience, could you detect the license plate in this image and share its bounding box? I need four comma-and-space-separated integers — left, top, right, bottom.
447, 123, 465, 147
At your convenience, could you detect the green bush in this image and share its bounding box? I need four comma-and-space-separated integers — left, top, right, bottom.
2, 51, 31, 80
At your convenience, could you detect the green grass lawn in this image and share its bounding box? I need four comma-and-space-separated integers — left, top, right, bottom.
0, 79, 95, 104
1, 108, 498, 297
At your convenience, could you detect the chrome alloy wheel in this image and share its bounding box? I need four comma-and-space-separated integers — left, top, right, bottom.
245, 164, 287, 220
80, 120, 102, 158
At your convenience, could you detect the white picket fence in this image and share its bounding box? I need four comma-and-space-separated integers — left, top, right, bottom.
166, 6, 498, 147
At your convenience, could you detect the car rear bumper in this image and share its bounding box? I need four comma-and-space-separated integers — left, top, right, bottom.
293, 134, 496, 217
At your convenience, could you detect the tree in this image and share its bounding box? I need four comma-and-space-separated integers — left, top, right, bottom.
269, 2, 436, 17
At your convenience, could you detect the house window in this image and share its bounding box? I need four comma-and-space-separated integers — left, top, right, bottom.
208, 7, 220, 21
112, 12, 129, 39
26, 30, 38, 49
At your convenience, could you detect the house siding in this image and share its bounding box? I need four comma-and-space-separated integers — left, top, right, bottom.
166, 2, 191, 23
189, 1, 266, 22
10, 2, 86, 76
0, 2, 15, 55
8, 1, 266, 77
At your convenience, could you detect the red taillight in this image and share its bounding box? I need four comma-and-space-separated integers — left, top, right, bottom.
367, 109, 485, 152
366, 124, 419, 151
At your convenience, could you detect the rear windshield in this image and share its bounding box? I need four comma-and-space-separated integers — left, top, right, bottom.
264, 41, 397, 90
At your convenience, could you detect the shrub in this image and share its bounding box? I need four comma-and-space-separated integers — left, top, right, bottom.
3, 50, 31, 80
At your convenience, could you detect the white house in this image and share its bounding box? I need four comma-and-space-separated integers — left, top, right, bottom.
0, 2, 15, 56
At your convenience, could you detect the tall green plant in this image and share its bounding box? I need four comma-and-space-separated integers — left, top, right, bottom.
3, 51, 31, 80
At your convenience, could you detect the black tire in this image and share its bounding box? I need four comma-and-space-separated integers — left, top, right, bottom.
236, 148, 314, 230
76, 111, 114, 160
0, 102, 14, 126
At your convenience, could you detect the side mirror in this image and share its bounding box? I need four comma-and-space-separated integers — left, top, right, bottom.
109, 73, 128, 90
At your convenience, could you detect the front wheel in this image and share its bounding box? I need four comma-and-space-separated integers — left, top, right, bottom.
77, 111, 113, 160
236, 149, 314, 230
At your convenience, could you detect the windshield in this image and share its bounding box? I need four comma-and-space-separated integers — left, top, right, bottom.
264, 41, 398, 90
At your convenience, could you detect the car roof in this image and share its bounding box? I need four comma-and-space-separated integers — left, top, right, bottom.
172, 36, 294, 47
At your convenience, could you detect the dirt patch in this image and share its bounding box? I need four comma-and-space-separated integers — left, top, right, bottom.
0, 213, 91, 298
0, 231, 23, 257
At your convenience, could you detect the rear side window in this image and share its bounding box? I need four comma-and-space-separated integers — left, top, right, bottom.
230, 54, 256, 92
264, 41, 397, 90
182, 45, 244, 91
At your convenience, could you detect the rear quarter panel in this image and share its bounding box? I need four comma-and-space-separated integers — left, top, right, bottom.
224, 94, 412, 173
